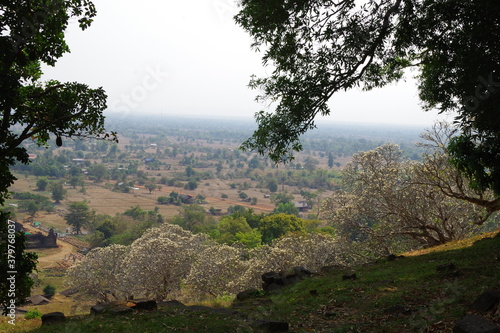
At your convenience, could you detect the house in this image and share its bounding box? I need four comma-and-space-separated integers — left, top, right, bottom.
294, 201, 311, 212
27, 295, 50, 306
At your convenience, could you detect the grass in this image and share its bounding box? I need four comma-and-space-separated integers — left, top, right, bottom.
1, 230, 499, 332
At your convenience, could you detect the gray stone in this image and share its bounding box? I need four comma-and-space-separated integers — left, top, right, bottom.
236, 288, 260, 301
41, 312, 65, 326
293, 266, 312, 277
453, 315, 500, 333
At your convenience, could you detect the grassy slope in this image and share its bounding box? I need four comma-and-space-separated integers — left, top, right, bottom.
2, 230, 499, 333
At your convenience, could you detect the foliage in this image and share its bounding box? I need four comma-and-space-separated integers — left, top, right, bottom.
235, 0, 500, 202
65, 201, 93, 235
170, 204, 216, 234
49, 181, 66, 204
42, 284, 56, 296
258, 213, 305, 244
66, 244, 130, 302
35, 177, 49, 191
321, 138, 493, 260
24, 308, 42, 320
121, 224, 209, 301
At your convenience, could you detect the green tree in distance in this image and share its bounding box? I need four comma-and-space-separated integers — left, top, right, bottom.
50, 181, 66, 204
236, 0, 500, 198
65, 201, 93, 235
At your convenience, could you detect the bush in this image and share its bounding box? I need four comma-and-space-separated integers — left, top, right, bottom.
24, 308, 42, 319
43, 284, 56, 296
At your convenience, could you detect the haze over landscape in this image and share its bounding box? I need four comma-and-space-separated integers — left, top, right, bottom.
41, 0, 453, 126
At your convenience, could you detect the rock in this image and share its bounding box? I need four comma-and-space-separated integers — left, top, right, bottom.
283, 274, 301, 286
265, 283, 283, 293
130, 299, 157, 310
387, 254, 398, 261
472, 290, 500, 313
236, 288, 260, 301
59, 288, 78, 297
90, 302, 133, 315
251, 319, 289, 332
342, 273, 357, 281
453, 315, 500, 333
159, 300, 186, 308
437, 262, 456, 273
41, 312, 65, 326
90, 303, 107, 315
293, 266, 312, 278
108, 306, 133, 315
262, 271, 279, 285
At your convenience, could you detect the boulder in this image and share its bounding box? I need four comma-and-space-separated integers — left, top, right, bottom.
293, 266, 312, 278
251, 319, 289, 332
41, 312, 65, 326
453, 315, 500, 333
90, 302, 133, 315
236, 288, 260, 301
472, 290, 500, 313
159, 300, 186, 308
342, 273, 357, 281
129, 299, 157, 310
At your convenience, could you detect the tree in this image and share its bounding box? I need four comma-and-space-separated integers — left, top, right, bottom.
0, 1, 115, 312
121, 224, 209, 301
36, 177, 49, 191
170, 204, 216, 234
145, 182, 157, 194
321, 140, 492, 259
267, 179, 278, 193
216, 216, 253, 245
235, 0, 500, 198
66, 244, 130, 302
328, 153, 335, 169
50, 181, 66, 204
65, 201, 93, 235
89, 164, 109, 182
0, 1, 116, 204
258, 213, 305, 244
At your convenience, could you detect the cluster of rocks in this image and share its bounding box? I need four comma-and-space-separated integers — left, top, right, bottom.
454, 290, 500, 333
261, 266, 313, 293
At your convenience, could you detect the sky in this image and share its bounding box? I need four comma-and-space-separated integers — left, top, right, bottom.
41, 0, 455, 126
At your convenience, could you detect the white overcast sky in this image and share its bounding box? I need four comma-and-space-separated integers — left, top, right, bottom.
41, 0, 454, 126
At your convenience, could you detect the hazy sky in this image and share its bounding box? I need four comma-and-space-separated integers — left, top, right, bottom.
42, 0, 454, 126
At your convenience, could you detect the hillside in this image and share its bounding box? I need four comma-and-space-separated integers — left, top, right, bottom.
2, 230, 498, 332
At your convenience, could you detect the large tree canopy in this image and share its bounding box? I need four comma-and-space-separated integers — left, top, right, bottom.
0, 0, 115, 314
0, 0, 117, 204
236, 0, 500, 194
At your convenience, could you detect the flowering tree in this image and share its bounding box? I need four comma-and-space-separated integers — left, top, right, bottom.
322, 133, 492, 260
121, 224, 209, 301
184, 244, 249, 297
66, 244, 130, 302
